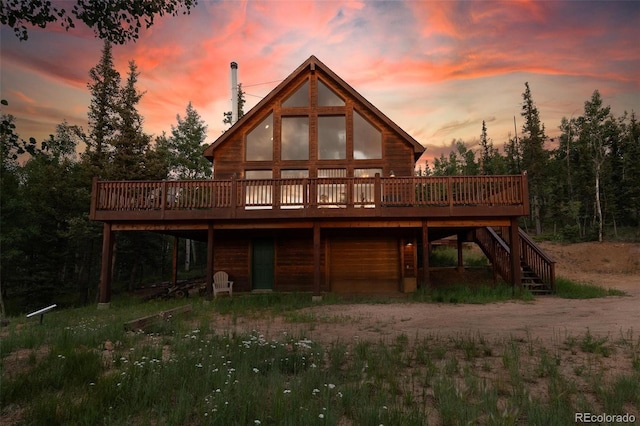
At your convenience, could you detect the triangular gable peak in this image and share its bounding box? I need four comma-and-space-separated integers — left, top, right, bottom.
204, 55, 425, 179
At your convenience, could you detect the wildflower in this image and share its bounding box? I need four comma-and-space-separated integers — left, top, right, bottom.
253, 367, 259, 373
254, 420, 261, 425
284, 389, 291, 394
196, 363, 203, 368
337, 392, 343, 398
327, 383, 335, 389
319, 414, 325, 419
312, 388, 320, 395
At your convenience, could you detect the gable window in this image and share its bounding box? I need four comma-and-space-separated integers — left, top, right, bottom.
318, 116, 346, 160
246, 113, 273, 161
282, 80, 309, 107
281, 117, 309, 160
318, 80, 345, 106
353, 111, 382, 159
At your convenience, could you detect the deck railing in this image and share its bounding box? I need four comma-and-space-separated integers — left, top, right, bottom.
92, 174, 528, 216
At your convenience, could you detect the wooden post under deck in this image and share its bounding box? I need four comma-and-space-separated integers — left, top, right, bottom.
313, 222, 321, 298
509, 217, 521, 294
171, 236, 179, 288
98, 223, 114, 307
421, 220, 429, 288
206, 224, 214, 299
456, 233, 464, 272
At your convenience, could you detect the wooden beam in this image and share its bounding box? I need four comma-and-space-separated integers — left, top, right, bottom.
313, 222, 321, 296
98, 223, 114, 305
422, 220, 429, 288
171, 236, 178, 288
509, 217, 521, 294
206, 224, 214, 299
457, 233, 464, 272
124, 305, 192, 332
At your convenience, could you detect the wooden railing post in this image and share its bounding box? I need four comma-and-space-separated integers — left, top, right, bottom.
230, 175, 237, 218
161, 180, 167, 219
448, 177, 454, 212
374, 173, 382, 215
521, 173, 530, 215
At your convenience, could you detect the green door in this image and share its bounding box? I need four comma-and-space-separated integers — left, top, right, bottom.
252, 238, 274, 290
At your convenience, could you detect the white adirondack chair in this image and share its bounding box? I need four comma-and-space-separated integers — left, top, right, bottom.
213, 271, 233, 298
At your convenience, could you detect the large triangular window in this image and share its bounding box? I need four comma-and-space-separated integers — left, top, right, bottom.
353, 111, 382, 159
318, 80, 344, 106
282, 80, 309, 107
246, 113, 273, 161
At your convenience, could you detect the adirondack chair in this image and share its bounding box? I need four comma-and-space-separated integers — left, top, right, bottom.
213, 271, 233, 298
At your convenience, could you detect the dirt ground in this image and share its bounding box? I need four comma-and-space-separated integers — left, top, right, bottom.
222, 241, 640, 344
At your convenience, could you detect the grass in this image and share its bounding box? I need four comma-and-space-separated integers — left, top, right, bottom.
2, 294, 639, 425
0, 280, 640, 425
555, 277, 626, 299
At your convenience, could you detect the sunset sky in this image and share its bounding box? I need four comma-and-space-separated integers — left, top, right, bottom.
1, 0, 638, 166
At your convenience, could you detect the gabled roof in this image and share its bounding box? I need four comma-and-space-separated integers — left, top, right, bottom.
203, 55, 425, 160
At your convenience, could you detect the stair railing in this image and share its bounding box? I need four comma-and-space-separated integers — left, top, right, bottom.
519, 229, 556, 292
474, 227, 512, 284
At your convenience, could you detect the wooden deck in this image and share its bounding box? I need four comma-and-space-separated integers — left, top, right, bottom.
90, 175, 529, 222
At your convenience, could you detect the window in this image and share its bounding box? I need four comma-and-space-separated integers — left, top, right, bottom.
282, 80, 309, 107
281, 170, 308, 208
318, 116, 346, 160
318, 80, 344, 106
281, 117, 309, 160
246, 114, 273, 161
353, 111, 382, 159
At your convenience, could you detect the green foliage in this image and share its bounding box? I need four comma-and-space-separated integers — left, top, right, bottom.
159, 101, 212, 179
554, 277, 625, 299
1, 0, 198, 44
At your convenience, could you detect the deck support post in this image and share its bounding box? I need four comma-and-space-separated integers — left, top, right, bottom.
171, 236, 179, 288
456, 233, 464, 272
421, 220, 430, 288
509, 217, 521, 294
313, 222, 321, 300
98, 223, 114, 308
206, 224, 215, 299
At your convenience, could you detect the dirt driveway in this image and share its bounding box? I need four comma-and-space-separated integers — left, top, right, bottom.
225, 242, 640, 344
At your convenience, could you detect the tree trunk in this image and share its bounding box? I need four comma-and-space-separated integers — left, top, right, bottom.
533, 194, 542, 235
595, 163, 603, 242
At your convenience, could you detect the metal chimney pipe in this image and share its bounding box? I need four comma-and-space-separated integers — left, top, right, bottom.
230, 61, 238, 124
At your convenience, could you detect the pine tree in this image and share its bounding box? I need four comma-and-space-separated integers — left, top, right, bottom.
520, 82, 548, 235
109, 61, 151, 180
165, 102, 211, 179
85, 40, 121, 174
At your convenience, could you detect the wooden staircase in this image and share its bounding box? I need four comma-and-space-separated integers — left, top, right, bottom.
474, 227, 555, 294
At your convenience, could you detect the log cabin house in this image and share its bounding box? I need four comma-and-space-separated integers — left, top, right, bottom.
90, 56, 555, 305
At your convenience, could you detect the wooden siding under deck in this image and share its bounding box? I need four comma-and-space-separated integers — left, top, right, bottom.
90, 175, 530, 222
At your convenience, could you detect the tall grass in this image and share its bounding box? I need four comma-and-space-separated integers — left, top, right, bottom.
2, 296, 639, 425
555, 277, 626, 299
